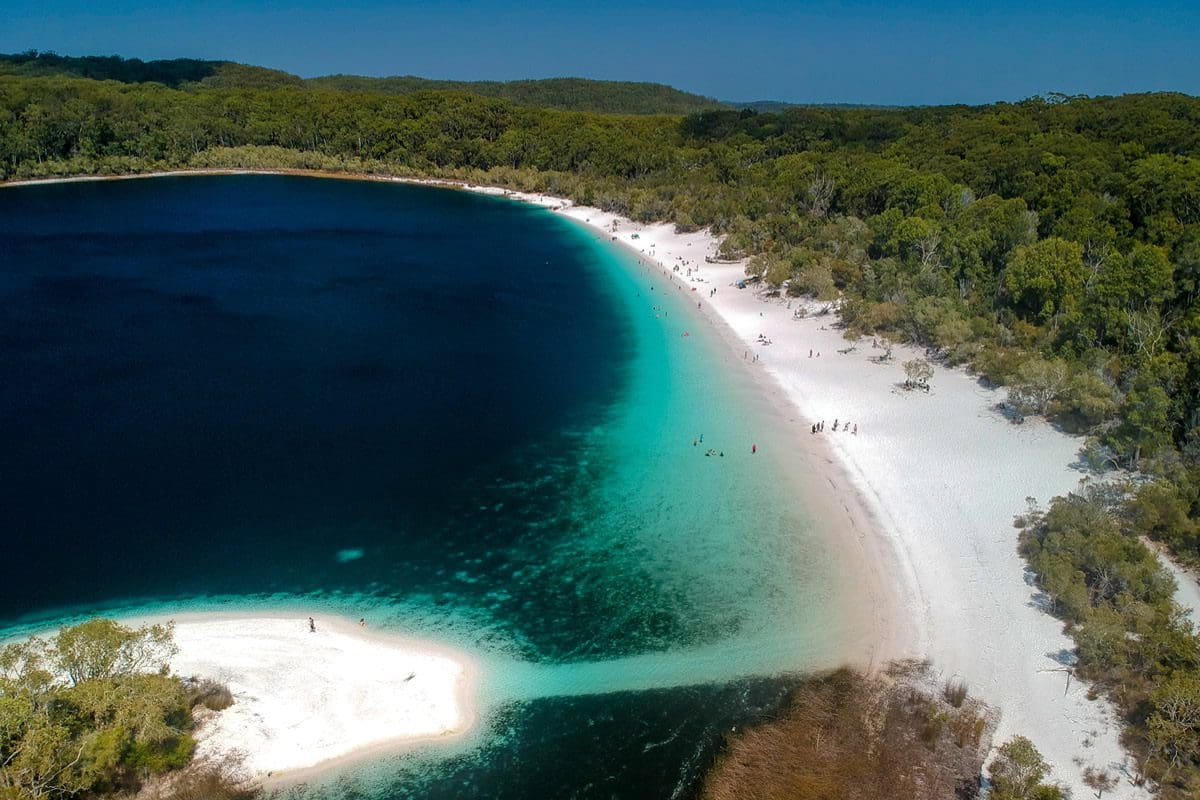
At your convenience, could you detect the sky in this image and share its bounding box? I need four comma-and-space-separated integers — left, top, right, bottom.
2, 0, 1198, 105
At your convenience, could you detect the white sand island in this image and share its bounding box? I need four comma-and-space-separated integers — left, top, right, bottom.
158, 614, 476, 782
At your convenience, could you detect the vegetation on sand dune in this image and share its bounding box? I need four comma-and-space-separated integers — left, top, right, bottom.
700, 661, 1064, 800
1020, 489, 1200, 797
0, 618, 246, 800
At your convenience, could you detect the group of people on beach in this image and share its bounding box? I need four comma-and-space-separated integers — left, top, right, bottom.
811, 418, 857, 435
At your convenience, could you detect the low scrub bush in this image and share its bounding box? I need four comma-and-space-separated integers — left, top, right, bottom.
185, 677, 235, 711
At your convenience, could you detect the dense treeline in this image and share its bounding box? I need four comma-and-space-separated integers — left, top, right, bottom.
0, 52, 225, 87
5, 67, 1200, 792
306, 75, 724, 114
0, 75, 680, 176
0, 52, 722, 114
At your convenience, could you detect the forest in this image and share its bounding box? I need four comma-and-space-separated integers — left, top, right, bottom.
0, 52, 723, 114
3, 58, 1200, 795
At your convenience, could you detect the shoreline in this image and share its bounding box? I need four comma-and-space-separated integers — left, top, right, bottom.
567, 214, 921, 672
0, 167, 920, 670
2, 168, 1142, 796
457, 184, 1139, 796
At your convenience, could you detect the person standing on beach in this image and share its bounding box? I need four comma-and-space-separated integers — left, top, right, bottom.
308, 617, 316, 633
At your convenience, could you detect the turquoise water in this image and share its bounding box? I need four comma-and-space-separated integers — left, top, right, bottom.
0, 176, 858, 798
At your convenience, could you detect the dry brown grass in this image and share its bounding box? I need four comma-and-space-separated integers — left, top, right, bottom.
184, 677, 235, 711
700, 664, 996, 800
943, 679, 969, 709
132, 754, 258, 800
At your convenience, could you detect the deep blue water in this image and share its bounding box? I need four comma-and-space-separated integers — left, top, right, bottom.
0, 175, 853, 799
1, 176, 632, 638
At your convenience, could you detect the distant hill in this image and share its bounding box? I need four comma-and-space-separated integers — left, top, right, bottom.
732, 100, 798, 112
305, 75, 723, 114
730, 99, 909, 112
0, 51, 303, 89
0, 51, 722, 114
0, 51, 224, 86
194, 63, 304, 89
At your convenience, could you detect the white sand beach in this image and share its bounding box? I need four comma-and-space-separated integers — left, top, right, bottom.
153, 614, 476, 783
458, 188, 1146, 798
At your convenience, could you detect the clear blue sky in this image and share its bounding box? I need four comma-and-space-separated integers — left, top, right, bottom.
3, 0, 1198, 105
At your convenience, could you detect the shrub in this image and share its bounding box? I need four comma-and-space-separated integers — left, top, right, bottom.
988, 736, 1060, 800
141, 758, 259, 800
949, 711, 987, 749
185, 678, 235, 711
974, 346, 1028, 387
793, 261, 836, 299
943, 679, 969, 709
127, 734, 196, 773
1007, 357, 1068, 415
1054, 369, 1118, 430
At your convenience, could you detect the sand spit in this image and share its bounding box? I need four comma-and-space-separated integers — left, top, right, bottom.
151, 613, 475, 783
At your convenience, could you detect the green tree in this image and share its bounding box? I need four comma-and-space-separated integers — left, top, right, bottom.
0, 619, 199, 800
1004, 237, 1086, 322
1147, 673, 1200, 784
1110, 376, 1175, 466
903, 358, 933, 385
52, 618, 176, 686
1008, 357, 1068, 416
988, 736, 1054, 800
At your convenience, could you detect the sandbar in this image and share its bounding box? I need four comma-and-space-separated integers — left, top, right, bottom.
133, 612, 477, 784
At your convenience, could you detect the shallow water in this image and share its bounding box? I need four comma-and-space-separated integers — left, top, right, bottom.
0, 175, 855, 798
